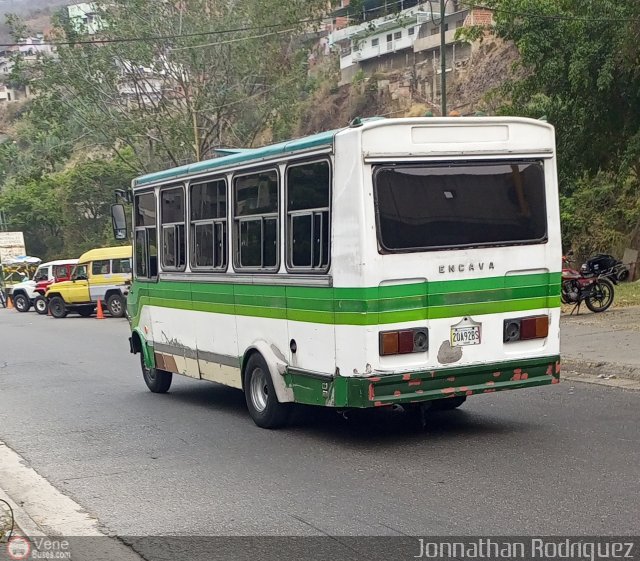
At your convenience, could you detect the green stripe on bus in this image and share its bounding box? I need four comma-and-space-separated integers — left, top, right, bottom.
131, 294, 560, 326
128, 272, 561, 327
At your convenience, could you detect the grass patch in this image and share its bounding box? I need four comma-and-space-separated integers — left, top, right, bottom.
615, 280, 640, 308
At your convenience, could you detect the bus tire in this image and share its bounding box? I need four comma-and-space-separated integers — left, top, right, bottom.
141, 354, 172, 393
49, 296, 68, 318
244, 353, 291, 429
34, 296, 48, 315
107, 293, 126, 318
13, 292, 31, 313
432, 396, 466, 411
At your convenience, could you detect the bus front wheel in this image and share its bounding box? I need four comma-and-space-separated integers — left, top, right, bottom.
244, 354, 291, 429
141, 354, 172, 393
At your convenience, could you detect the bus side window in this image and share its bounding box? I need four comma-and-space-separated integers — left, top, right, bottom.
161, 186, 186, 271
134, 192, 157, 280
135, 231, 148, 278
149, 254, 158, 277
190, 179, 227, 270
286, 161, 330, 271
233, 170, 279, 271
149, 229, 158, 277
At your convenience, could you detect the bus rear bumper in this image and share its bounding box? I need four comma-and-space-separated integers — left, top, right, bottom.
285, 355, 560, 408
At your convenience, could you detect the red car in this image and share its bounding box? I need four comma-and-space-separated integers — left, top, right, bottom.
11, 259, 79, 314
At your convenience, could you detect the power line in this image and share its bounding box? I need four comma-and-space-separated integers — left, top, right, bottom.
169, 28, 295, 51
0, 1, 636, 50
0, 15, 328, 48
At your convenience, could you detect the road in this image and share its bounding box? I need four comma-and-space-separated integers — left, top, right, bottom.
1, 308, 639, 544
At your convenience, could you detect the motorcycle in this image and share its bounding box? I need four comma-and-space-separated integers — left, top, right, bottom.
561, 254, 615, 314
580, 253, 629, 283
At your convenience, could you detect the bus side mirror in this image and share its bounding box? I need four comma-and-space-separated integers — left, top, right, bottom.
111, 204, 128, 240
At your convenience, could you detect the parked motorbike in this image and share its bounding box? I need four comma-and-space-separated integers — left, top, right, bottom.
580, 253, 629, 283
562, 254, 615, 314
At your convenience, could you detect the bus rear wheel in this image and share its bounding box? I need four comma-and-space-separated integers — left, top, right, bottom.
141, 354, 172, 393
244, 354, 290, 429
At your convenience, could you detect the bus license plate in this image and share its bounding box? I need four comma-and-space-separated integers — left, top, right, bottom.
451, 325, 481, 346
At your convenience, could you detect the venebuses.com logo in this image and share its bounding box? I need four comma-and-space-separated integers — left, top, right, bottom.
6, 536, 30, 561
4, 536, 70, 560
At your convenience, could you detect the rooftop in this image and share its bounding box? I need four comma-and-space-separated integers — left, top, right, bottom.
134, 128, 344, 187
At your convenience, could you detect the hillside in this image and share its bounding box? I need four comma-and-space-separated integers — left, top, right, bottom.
0, 0, 66, 16
298, 37, 518, 135
0, 0, 67, 41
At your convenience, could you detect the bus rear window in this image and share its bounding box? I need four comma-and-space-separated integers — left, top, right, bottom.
373, 161, 547, 252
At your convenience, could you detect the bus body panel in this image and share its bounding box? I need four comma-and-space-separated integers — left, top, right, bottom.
127, 117, 562, 409
327, 119, 561, 379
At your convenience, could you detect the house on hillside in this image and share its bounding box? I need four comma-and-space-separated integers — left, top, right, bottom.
328, 1, 493, 88
68, 2, 105, 35
0, 33, 54, 74
15, 34, 55, 62
116, 60, 168, 108
0, 33, 54, 104
0, 84, 33, 103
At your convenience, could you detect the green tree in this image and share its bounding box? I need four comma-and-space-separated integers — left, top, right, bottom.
0, 175, 66, 259
61, 158, 135, 256
0, 157, 134, 260
484, 0, 640, 251
26, 0, 327, 173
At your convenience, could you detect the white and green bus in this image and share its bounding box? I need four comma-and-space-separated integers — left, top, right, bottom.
112, 116, 562, 428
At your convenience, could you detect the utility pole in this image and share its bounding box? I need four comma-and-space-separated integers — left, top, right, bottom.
440, 0, 447, 115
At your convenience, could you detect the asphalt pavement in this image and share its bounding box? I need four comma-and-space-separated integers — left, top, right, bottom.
1, 308, 639, 541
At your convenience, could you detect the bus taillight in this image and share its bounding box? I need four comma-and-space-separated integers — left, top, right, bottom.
504, 316, 549, 343
379, 328, 429, 356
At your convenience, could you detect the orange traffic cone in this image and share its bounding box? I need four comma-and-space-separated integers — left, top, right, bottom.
96, 299, 105, 320
7, 294, 14, 309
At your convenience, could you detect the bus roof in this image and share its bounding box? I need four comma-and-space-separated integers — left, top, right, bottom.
132, 116, 553, 189
78, 245, 132, 264
133, 128, 343, 188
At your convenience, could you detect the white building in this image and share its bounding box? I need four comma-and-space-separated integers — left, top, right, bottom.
68, 2, 104, 35
16, 34, 55, 61
328, 1, 469, 83
0, 33, 53, 103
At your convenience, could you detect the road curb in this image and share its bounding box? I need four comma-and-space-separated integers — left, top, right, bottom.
0, 442, 145, 561
562, 358, 640, 382
1, 484, 47, 540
